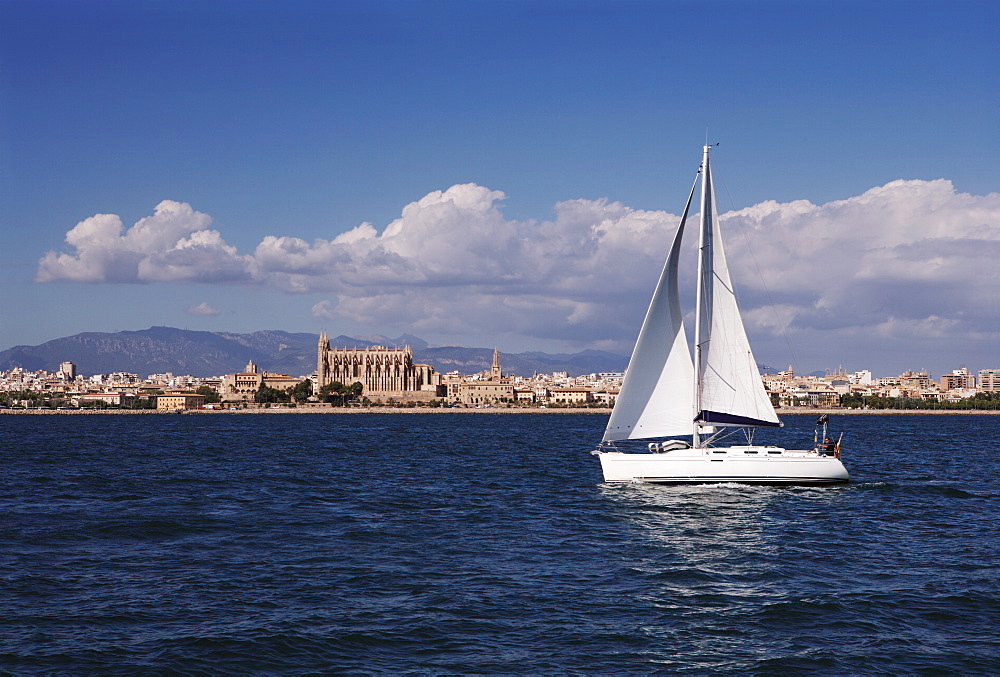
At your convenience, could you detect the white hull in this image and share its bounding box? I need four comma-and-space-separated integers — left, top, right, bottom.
597, 446, 849, 485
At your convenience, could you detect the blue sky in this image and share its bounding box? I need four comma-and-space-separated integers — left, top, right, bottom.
2, 0, 998, 378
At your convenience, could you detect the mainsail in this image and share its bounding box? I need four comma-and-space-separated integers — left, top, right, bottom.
695, 149, 780, 429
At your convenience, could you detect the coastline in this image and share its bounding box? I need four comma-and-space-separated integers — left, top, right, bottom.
3, 407, 1000, 416
0, 407, 608, 415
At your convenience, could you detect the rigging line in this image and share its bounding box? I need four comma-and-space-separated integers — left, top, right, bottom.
716, 165, 801, 376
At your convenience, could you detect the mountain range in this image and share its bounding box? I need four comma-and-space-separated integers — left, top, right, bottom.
0, 327, 628, 379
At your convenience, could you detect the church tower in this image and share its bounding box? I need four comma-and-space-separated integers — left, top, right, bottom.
317, 331, 329, 392
491, 347, 502, 380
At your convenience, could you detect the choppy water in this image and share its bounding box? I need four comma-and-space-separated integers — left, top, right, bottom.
1, 413, 998, 673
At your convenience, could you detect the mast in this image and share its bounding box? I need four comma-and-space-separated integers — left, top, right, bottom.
692, 144, 712, 447
692, 145, 782, 432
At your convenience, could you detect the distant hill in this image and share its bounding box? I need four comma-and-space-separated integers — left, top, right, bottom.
0, 327, 627, 378
414, 346, 626, 378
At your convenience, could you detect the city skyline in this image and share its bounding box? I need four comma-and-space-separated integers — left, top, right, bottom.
2, 0, 998, 379
0, 324, 994, 385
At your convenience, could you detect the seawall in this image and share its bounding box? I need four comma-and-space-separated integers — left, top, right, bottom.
3, 407, 1000, 416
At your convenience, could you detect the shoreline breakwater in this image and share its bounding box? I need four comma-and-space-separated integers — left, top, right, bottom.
3, 407, 999, 416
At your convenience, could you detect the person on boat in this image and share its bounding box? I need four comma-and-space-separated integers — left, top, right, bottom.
822, 437, 836, 456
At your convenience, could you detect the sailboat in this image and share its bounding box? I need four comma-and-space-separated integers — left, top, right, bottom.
594, 145, 849, 485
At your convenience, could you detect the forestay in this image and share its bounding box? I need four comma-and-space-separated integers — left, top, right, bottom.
602, 177, 698, 442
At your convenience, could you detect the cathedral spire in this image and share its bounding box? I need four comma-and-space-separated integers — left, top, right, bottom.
491, 347, 501, 380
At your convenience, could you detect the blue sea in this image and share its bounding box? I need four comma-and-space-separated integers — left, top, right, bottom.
2, 412, 998, 674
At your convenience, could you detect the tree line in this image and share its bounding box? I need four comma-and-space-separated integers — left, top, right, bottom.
0, 379, 366, 409
251, 379, 363, 406
839, 392, 1000, 410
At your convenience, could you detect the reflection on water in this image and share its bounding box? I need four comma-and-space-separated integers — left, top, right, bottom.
600, 483, 778, 589
597, 482, 858, 668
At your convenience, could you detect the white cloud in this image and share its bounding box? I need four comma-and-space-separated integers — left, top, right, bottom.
721, 179, 1000, 340
37, 180, 1000, 366
186, 302, 221, 316
281, 185, 674, 342
36, 200, 254, 284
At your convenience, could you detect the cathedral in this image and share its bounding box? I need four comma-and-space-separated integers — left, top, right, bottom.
315, 332, 444, 401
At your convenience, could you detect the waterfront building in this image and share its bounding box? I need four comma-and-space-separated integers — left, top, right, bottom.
979, 369, 1000, 393
899, 370, 931, 389
58, 361, 76, 381
514, 386, 537, 404
876, 370, 931, 390
592, 388, 618, 406
941, 367, 976, 391
222, 361, 264, 402
74, 392, 137, 407
221, 360, 301, 403
547, 387, 595, 405
449, 348, 516, 405
316, 332, 444, 402
940, 386, 977, 402
461, 380, 516, 405
761, 373, 787, 392
156, 392, 206, 410
849, 370, 873, 385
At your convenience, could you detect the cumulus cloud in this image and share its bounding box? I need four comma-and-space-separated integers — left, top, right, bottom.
280, 184, 675, 341
185, 302, 221, 316
722, 179, 1000, 339
36, 200, 254, 284
36, 180, 1000, 365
